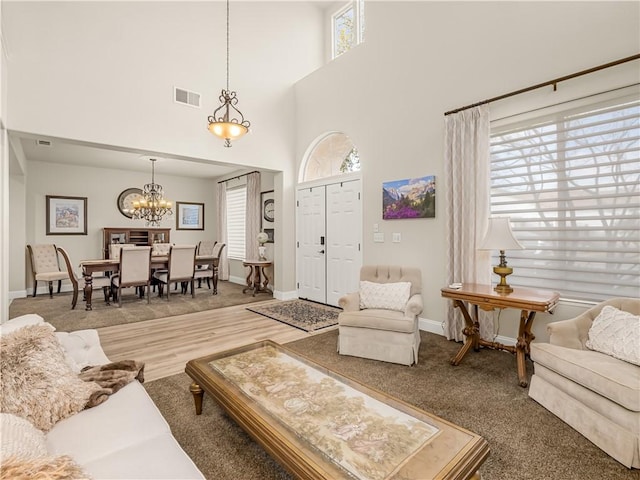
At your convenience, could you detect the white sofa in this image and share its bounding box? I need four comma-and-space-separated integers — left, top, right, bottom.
1, 314, 204, 479
529, 298, 640, 469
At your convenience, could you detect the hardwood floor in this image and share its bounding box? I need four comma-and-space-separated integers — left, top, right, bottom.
97, 299, 335, 382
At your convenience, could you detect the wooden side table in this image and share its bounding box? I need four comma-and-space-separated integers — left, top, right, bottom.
242, 260, 273, 297
441, 283, 560, 387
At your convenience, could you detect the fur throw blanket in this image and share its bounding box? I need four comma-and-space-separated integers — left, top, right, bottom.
79, 360, 145, 408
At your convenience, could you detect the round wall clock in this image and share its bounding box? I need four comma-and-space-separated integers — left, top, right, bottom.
117, 188, 143, 219
263, 198, 275, 222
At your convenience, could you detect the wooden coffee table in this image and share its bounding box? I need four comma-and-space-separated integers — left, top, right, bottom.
186, 341, 489, 480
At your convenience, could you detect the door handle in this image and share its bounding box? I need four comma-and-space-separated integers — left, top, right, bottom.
318, 250, 325, 254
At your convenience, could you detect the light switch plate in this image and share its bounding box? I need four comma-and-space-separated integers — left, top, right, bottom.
392, 233, 401, 243
373, 232, 384, 243
373, 223, 379, 233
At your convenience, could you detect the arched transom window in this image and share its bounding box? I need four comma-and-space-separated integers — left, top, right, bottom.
302, 132, 360, 182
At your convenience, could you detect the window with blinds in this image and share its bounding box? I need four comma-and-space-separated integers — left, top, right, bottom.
226, 186, 247, 260
489, 94, 640, 301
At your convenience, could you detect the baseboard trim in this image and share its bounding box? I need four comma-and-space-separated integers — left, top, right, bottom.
9, 290, 27, 300
418, 316, 516, 345
275, 290, 298, 301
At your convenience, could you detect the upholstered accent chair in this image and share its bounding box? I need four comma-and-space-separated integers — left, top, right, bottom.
27, 244, 70, 297
153, 245, 197, 299
338, 265, 423, 366
194, 242, 225, 294
529, 298, 640, 468
110, 246, 152, 307
57, 246, 111, 309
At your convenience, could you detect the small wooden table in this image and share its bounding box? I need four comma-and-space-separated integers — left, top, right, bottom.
242, 259, 273, 296
441, 283, 560, 387
186, 341, 489, 480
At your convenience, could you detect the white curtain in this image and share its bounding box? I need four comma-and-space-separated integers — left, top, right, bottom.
216, 181, 229, 281
444, 105, 492, 341
245, 172, 261, 260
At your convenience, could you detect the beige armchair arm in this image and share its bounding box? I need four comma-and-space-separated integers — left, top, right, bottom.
547, 313, 593, 350
404, 293, 423, 317
339, 292, 360, 311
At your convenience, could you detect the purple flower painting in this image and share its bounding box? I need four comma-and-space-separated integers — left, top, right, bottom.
382, 176, 436, 220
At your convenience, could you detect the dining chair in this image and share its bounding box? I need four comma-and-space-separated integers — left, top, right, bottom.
153, 245, 197, 300
56, 246, 111, 309
27, 244, 70, 298
152, 242, 172, 256
109, 243, 136, 260
194, 242, 225, 294
110, 246, 152, 307
195, 240, 217, 288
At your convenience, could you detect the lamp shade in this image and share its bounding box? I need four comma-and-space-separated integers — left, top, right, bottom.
478, 217, 524, 251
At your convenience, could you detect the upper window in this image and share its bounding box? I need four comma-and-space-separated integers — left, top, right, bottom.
225, 186, 246, 260
332, 1, 365, 59
302, 132, 360, 182
489, 94, 640, 302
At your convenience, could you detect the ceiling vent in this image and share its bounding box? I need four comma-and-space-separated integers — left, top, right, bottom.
36, 139, 51, 147
174, 87, 201, 108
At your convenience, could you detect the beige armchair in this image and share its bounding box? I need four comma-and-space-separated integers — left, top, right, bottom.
153, 245, 197, 299
27, 244, 70, 297
529, 298, 640, 468
338, 265, 423, 366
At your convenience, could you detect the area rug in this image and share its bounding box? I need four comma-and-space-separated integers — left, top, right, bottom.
246, 299, 341, 332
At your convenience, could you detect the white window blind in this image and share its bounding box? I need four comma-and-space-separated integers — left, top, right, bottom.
226, 186, 246, 260
489, 94, 640, 301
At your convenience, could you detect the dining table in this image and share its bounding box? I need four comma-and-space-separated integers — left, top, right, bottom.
79, 254, 218, 310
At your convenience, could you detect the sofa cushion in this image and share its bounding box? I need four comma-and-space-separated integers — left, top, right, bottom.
359, 281, 410, 312
0, 413, 47, 460
0, 323, 103, 432
0, 314, 45, 335
339, 308, 416, 333
585, 305, 640, 366
530, 342, 640, 411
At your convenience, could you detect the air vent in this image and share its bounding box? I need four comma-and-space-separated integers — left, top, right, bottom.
36, 139, 51, 147
174, 87, 201, 108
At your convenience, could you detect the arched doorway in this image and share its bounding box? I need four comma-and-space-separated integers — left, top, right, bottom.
297, 132, 362, 306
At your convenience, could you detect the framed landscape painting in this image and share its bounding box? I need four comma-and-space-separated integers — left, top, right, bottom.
176, 202, 204, 230
46, 195, 87, 235
382, 176, 436, 219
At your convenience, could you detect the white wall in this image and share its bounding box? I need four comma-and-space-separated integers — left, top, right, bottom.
294, 1, 640, 341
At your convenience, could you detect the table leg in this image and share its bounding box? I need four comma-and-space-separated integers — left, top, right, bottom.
83, 273, 94, 311
242, 266, 254, 294
252, 266, 262, 296
516, 310, 537, 387
450, 299, 480, 366
260, 266, 272, 294
189, 382, 204, 415
213, 266, 218, 295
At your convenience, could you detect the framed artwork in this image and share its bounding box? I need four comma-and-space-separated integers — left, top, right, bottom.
176, 202, 204, 230
46, 195, 88, 235
261, 190, 274, 233
264, 228, 274, 244
382, 175, 436, 220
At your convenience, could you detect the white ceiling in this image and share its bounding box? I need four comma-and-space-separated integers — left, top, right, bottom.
16, 134, 240, 180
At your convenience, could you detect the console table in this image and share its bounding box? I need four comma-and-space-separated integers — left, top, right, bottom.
242, 259, 273, 297
441, 283, 560, 387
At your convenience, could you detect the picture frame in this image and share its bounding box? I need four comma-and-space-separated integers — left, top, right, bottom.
46, 195, 87, 235
176, 202, 204, 230
264, 228, 274, 244
382, 175, 436, 220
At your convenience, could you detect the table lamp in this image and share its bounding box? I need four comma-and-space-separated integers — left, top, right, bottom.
479, 217, 524, 294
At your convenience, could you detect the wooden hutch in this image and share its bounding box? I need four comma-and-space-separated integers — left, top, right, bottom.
103, 227, 171, 259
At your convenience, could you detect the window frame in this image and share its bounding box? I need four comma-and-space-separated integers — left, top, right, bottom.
331, 1, 364, 60
225, 185, 247, 261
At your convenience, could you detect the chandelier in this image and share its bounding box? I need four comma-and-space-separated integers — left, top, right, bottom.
131, 158, 173, 226
207, 0, 250, 147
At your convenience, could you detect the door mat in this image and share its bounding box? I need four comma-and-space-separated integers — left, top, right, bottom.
246, 299, 341, 332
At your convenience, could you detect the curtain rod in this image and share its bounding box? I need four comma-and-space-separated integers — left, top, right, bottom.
217, 170, 259, 184
444, 54, 640, 116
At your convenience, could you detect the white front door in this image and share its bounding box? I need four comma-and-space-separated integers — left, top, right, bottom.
296, 179, 362, 306
296, 186, 326, 303
326, 180, 362, 306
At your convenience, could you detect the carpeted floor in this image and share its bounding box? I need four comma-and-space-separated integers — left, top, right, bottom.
8, 281, 271, 331
144, 330, 636, 480
246, 299, 341, 332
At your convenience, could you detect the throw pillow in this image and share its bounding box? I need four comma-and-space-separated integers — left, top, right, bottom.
0, 314, 45, 336
0, 324, 103, 432
0, 455, 89, 480
0, 413, 47, 461
585, 305, 640, 366
359, 280, 411, 312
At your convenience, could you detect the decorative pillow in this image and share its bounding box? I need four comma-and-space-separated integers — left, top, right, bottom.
585, 305, 640, 366
0, 413, 47, 461
0, 455, 89, 480
0, 324, 103, 432
359, 281, 411, 312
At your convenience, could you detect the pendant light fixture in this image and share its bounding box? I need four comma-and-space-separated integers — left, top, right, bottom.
130, 158, 173, 226
207, 0, 250, 147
